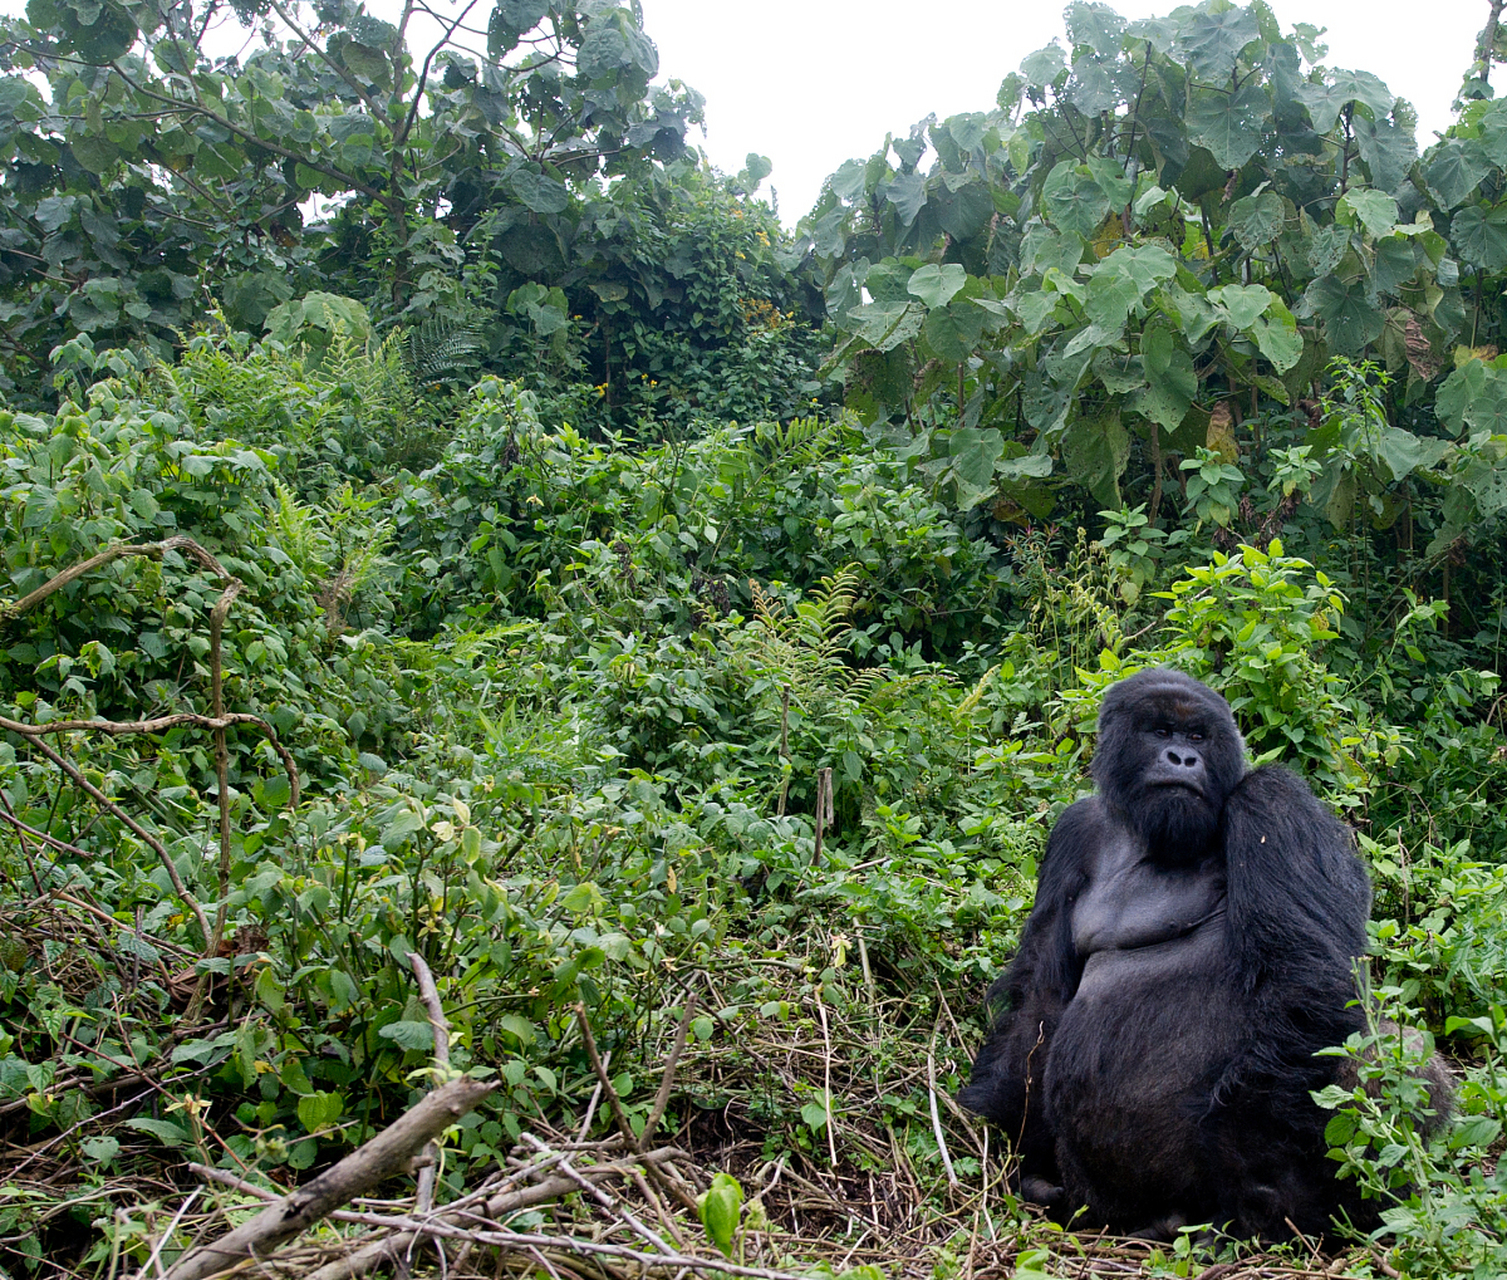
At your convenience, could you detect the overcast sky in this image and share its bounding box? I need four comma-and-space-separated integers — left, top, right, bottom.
1, 0, 1491, 222
639, 0, 1489, 223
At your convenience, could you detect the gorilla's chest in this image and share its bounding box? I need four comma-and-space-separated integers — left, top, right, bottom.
1072, 835, 1226, 959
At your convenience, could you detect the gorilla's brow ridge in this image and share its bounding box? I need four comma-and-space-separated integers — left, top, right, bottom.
1143, 695, 1207, 726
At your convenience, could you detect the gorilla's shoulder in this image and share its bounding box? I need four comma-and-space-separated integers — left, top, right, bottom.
1221, 762, 1370, 939
1039, 796, 1108, 873
1225, 764, 1352, 834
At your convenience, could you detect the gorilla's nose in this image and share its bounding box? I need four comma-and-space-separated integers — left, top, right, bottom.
1166, 750, 1201, 768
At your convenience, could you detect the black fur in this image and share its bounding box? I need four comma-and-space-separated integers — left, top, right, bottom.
959, 669, 1377, 1239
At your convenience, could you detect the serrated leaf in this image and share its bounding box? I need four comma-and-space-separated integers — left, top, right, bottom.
377, 1019, 434, 1051
254, 965, 285, 1013
498, 1014, 536, 1046
297, 1090, 344, 1134
379, 806, 425, 851
126, 1118, 188, 1146
329, 969, 359, 1010
1453, 1116, 1502, 1149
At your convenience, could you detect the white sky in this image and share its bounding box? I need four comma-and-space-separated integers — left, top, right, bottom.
0, 0, 1489, 223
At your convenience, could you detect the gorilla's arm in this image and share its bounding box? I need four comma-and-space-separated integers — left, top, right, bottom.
958, 799, 1097, 1181
1217, 765, 1371, 1087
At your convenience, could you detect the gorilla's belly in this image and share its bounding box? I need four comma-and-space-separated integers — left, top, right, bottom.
1046, 922, 1241, 1194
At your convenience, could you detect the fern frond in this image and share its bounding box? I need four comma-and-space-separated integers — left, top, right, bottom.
402, 318, 485, 384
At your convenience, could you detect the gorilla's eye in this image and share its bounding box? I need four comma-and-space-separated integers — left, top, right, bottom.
1154, 728, 1170, 738
1190, 732, 1205, 742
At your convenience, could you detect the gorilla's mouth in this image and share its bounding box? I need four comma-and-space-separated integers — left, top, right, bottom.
1149, 778, 1203, 793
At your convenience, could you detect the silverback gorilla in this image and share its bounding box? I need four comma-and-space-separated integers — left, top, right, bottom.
959, 668, 1384, 1240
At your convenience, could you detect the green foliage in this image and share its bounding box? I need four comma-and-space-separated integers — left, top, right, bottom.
6, 3, 1507, 1274
1316, 987, 1507, 1278
801, 1, 1507, 572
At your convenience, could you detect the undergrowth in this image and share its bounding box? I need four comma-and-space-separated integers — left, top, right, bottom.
0, 336, 1505, 1279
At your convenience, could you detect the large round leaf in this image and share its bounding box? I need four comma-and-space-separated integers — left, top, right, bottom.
1450, 204, 1507, 272
1186, 81, 1269, 171
1305, 276, 1384, 354
922, 300, 985, 363
907, 263, 968, 309
1042, 161, 1111, 239
1227, 189, 1284, 250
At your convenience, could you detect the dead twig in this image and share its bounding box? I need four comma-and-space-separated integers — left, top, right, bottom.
575, 1003, 637, 1147
0, 711, 300, 808
0, 536, 229, 624
640, 995, 697, 1152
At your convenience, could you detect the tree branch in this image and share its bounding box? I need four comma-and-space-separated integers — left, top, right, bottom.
160, 1078, 496, 1280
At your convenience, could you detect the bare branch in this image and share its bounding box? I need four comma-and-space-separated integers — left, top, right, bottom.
158, 1078, 495, 1280
0, 536, 229, 624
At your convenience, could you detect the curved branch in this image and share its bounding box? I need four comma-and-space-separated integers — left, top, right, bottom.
0, 711, 300, 808
1, 535, 229, 624
9, 729, 212, 952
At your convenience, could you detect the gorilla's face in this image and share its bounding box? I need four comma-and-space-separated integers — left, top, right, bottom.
1091, 669, 1247, 860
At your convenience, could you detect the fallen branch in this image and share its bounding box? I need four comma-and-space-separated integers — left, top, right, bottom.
230, 1142, 692, 1280
14, 728, 213, 951
157, 1077, 495, 1280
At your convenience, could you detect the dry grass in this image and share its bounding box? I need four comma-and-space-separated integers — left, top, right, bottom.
0, 905, 1397, 1280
